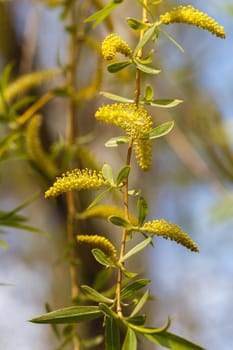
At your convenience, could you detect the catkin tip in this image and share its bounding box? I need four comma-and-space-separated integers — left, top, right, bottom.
160, 5, 225, 39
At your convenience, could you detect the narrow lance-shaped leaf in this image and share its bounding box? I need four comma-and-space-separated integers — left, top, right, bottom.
128, 317, 171, 335
85, 1, 119, 27
122, 267, 138, 279
100, 91, 134, 103
143, 121, 174, 140
30, 306, 102, 324
122, 328, 137, 350
127, 314, 146, 326
81, 285, 114, 304
105, 136, 130, 147
120, 237, 152, 263
142, 98, 183, 108
45, 303, 60, 339
102, 163, 114, 185
92, 248, 116, 267
107, 60, 132, 73
130, 289, 150, 317
109, 215, 133, 230
127, 17, 149, 30
93, 268, 112, 291
134, 60, 161, 75
159, 28, 185, 53
137, 196, 148, 226
87, 187, 112, 210
116, 165, 131, 186
121, 279, 151, 299
105, 317, 121, 350
145, 330, 206, 350
144, 84, 154, 100
133, 23, 157, 56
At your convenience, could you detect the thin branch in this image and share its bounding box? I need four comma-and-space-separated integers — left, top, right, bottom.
116, 0, 148, 316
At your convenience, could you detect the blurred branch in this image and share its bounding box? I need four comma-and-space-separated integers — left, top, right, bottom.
19, 3, 42, 74
161, 115, 231, 197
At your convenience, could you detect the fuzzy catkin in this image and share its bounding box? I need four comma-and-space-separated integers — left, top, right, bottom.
77, 234, 118, 261
160, 5, 225, 39
26, 114, 58, 179
142, 219, 199, 252
45, 168, 106, 198
95, 103, 153, 139
78, 204, 138, 225
102, 33, 132, 60
134, 139, 152, 171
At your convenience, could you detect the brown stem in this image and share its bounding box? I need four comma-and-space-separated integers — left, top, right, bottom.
115, 0, 148, 316
116, 139, 133, 315
65, 2, 90, 349
66, 2, 79, 303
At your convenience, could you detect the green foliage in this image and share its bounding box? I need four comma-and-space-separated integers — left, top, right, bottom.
0, 0, 226, 349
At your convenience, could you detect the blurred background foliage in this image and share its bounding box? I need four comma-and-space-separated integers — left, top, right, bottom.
0, 0, 232, 349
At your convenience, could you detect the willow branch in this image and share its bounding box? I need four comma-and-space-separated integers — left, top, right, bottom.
116, 0, 148, 316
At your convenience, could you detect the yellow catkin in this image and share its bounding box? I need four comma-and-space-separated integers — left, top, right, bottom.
95, 103, 153, 139
141, 219, 199, 252
77, 234, 118, 261
134, 139, 152, 171
45, 168, 106, 198
101, 33, 132, 60
78, 204, 138, 225
160, 5, 225, 39
26, 114, 59, 179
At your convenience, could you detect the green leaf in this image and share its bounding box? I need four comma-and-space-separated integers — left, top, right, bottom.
133, 23, 157, 56
130, 289, 150, 317
92, 248, 116, 267
100, 91, 134, 103
108, 215, 132, 230
105, 317, 121, 350
102, 163, 114, 185
143, 121, 174, 140
127, 314, 146, 326
116, 165, 131, 185
128, 318, 171, 335
145, 331, 206, 349
121, 279, 151, 300
107, 60, 132, 73
120, 237, 152, 263
30, 306, 102, 324
87, 188, 112, 210
85, 1, 119, 27
93, 268, 112, 291
137, 196, 148, 226
105, 136, 131, 147
81, 285, 114, 304
122, 328, 137, 350
122, 268, 138, 278
142, 98, 183, 108
159, 28, 185, 53
144, 84, 154, 100
45, 303, 60, 339
126, 17, 149, 30
134, 60, 161, 75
